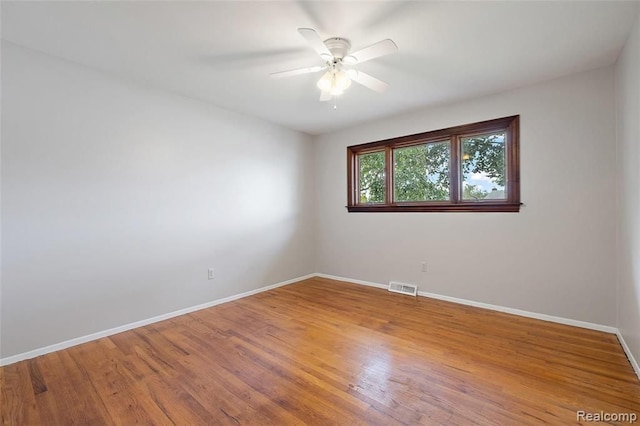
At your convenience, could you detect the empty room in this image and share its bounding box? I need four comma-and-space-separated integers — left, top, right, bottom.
1, 1, 640, 424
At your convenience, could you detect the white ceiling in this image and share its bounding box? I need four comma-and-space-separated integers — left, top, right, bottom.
2, 1, 638, 135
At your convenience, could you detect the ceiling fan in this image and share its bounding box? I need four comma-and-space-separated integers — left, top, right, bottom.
270, 28, 398, 101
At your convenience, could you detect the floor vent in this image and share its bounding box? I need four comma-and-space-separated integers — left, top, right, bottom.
388, 281, 418, 297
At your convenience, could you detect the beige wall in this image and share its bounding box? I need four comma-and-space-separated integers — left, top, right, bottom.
616, 10, 640, 369
314, 66, 617, 326
0, 42, 316, 358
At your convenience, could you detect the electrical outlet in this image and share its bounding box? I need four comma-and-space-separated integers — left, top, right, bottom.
208, 268, 215, 280
421, 261, 427, 272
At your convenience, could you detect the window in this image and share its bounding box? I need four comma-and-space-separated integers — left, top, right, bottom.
347, 115, 520, 212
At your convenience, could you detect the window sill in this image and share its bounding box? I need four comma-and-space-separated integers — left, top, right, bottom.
346, 203, 521, 213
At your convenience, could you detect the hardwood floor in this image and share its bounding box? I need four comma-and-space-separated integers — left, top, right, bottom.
2, 277, 639, 425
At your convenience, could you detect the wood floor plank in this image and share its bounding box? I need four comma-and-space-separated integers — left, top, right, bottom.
1, 277, 639, 425
1, 362, 42, 425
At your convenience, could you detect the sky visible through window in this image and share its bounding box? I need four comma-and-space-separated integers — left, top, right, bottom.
465, 171, 503, 192
462, 132, 506, 199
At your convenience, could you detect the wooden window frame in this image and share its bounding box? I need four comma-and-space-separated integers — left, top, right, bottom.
347, 115, 520, 213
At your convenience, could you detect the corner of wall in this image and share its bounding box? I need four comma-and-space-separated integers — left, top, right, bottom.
614, 6, 640, 380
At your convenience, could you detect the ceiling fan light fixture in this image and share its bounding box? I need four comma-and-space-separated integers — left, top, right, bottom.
316, 71, 333, 92
317, 69, 352, 96
334, 70, 351, 91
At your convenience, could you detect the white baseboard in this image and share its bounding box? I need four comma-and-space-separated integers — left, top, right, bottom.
315, 273, 617, 334
616, 330, 640, 379
317, 273, 640, 380
418, 289, 618, 334
0, 273, 315, 367
4, 272, 638, 382
315, 273, 388, 290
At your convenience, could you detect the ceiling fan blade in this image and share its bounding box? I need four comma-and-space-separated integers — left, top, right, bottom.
351, 71, 389, 92
344, 39, 397, 64
298, 28, 333, 60
270, 66, 325, 79
319, 91, 332, 102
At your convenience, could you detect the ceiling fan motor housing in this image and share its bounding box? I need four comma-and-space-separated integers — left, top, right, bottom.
324, 37, 351, 60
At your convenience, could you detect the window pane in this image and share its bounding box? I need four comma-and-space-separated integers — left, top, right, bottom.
358, 151, 386, 204
461, 132, 506, 201
393, 142, 450, 202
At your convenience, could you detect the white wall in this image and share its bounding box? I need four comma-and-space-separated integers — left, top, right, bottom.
0, 42, 315, 359
616, 11, 640, 368
1, 32, 631, 361
314, 66, 617, 326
